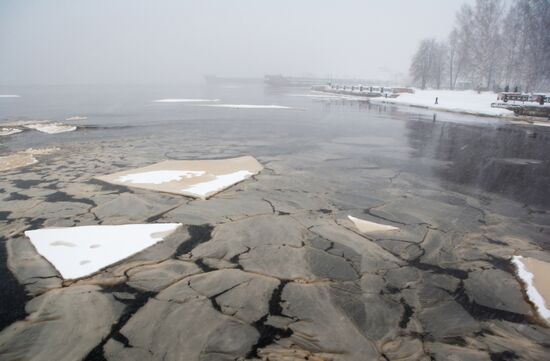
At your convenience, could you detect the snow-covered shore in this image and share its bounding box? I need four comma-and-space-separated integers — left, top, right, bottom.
369, 89, 515, 117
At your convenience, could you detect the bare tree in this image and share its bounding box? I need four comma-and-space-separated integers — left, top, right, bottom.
471, 0, 505, 90
410, 39, 434, 89
410, 0, 550, 92
450, 4, 475, 89
519, 0, 550, 91
432, 42, 447, 89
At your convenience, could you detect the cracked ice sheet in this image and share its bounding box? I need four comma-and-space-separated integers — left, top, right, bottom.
25, 223, 181, 279
512, 256, 550, 322
96, 156, 263, 199
347, 215, 400, 234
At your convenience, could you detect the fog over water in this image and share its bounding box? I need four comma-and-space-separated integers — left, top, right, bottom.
0, 0, 473, 85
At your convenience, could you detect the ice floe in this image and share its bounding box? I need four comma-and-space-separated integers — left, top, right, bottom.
347, 215, 400, 234
0, 153, 37, 171
0, 95, 20, 98
0, 128, 23, 136
286, 92, 362, 100
182, 170, 254, 198
25, 223, 182, 279
499, 158, 542, 165
153, 98, 219, 103
25, 123, 77, 134
201, 104, 293, 109
97, 156, 263, 199
119, 170, 206, 185
65, 116, 88, 121
0, 147, 59, 171
512, 255, 550, 322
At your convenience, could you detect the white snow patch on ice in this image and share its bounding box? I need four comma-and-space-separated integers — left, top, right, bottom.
286, 92, 363, 100
118, 170, 206, 185
348, 215, 400, 233
0, 128, 23, 136
512, 255, 550, 321
153, 98, 219, 103
25, 123, 77, 134
25, 223, 181, 279
201, 104, 293, 109
183, 170, 253, 199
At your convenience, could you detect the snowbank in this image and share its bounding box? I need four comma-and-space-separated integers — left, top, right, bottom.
369, 89, 515, 117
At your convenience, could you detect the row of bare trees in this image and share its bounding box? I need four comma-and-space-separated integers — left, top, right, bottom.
410, 0, 550, 92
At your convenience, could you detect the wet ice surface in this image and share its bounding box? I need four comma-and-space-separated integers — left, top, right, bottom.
1, 85, 550, 360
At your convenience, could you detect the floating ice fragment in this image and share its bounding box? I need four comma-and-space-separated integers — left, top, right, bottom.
512, 255, 550, 322
0, 153, 37, 171
201, 104, 293, 109
347, 215, 400, 233
65, 116, 88, 121
25, 147, 60, 155
182, 170, 253, 199
0, 94, 20, 98
118, 170, 206, 184
0, 128, 23, 136
153, 98, 219, 103
25, 123, 77, 134
0, 147, 60, 171
25, 223, 182, 279
97, 156, 263, 199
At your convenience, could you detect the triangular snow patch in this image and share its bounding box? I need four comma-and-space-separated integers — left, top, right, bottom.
347, 215, 399, 234
25, 223, 181, 279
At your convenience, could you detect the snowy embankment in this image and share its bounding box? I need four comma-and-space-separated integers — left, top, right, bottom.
369, 89, 515, 118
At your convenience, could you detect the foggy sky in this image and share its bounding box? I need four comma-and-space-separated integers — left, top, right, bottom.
0, 0, 473, 85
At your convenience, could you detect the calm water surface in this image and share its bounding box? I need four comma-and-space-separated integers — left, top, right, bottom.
2, 84, 549, 209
